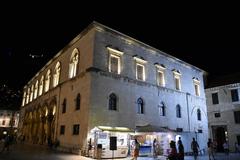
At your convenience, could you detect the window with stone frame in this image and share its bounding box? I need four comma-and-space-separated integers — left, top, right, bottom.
137, 98, 144, 114
231, 89, 239, 102
234, 111, 240, 124
159, 102, 166, 116
45, 69, 51, 92
62, 98, 67, 113
136, 63, 145, 81
107, 47, 124, 74
34, 80, 38, 99
60, 125, 65, 135
69, 48, 79, 78
53, 62, 61, 87
176, 104, 181, 118
109, 93, 117, 110
76, 93, 81, 110
197, 109, 201, 121
212, 92, 219, 105
173, 70, 181, 91
73, 124, 80, 135
193, 78, 200, 96
155, 64, 166, 87
39, 76, 44, 96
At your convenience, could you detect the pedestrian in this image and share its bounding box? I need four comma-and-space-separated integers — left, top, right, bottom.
1, 135, 10, 152
87, 138, 92, 157
153, 138, 158, 158
207, 138, 215, 160
235, 142, 240, 153
223, 141, 229, 155
132, 138, 140, 160
178, 140, 184, 160
191, 138, 199, 160
168, 140, 178, 160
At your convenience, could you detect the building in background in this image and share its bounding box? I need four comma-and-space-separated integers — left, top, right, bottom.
0, 110, 19, 138
205, 74, 240, 152
19, 22, 208, 158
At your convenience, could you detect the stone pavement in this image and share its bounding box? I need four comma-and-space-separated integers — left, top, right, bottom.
0, 142, 239, 160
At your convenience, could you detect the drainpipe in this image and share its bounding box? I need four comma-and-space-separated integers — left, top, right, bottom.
186, 92, 190, 132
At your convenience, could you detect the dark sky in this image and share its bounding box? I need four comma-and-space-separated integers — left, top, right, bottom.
1, 3, 240, 90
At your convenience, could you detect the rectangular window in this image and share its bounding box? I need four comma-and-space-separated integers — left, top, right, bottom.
212, 93, 219, 105
175, 77, 181, 90
176, 128, 183, 132
157, 71, 165, 87
60, 125, 65, 135
198, 129, 203, 133
73, 124, 80, 135
2, 120, 5, 125
214, 112, 221, 118
194, 83, 200, 96
110, 55, 120, 74
237, 135, 240, 145
62, 99, 66, 113
234, 111, 240, 124
231, 89, 239, 102
136, 63, 145, 81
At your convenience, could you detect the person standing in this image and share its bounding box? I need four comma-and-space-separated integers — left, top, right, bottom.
223, 141, 229, 155
191, 138, 199, 160
178, 140, 184, 160
1, 135, 10, 152
207, 139, 215, 160
153, 138, 158, 158
132, 138, 140, 160
168, 140, 178, 160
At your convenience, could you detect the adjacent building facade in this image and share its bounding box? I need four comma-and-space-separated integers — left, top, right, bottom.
19, 22, 208, 157
206, 80, 240, 152
0, 110, 19, 138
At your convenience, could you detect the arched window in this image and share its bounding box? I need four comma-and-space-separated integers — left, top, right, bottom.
176, 104, 181, 118
26, 88, 30, 104
34, 80, 38, 99
22, 91, 26, 106
69, 48, 79, 78
159, 102, 166, 116
109, 93, 117, 110
45, 69, 51, 92
137, 98, 144, 114
30, 85, 34, 102
39, 76, 44, 96
76, 93, 81, 110
197, 109, 201, 121
53, 62, 61, 87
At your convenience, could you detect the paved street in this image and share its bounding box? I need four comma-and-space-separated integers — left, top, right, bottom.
0, 143, 239, 160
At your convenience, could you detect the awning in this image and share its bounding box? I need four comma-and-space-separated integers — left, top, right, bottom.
96, 126, 135, 132
135, 124, 176, 133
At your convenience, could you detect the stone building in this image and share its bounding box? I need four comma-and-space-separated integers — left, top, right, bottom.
205, 74, 240, 152
0, 110, 19, 138
19, 22, 208, 157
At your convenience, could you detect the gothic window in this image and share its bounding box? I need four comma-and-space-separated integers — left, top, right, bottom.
137, 98, 144, 114
53, 62, 61, 87
197, 109, 201, 121
22, 91, 26, 106
45, 69, 51, 92
30, 85, 34, 102
176, 104, 181, 118
34, 80, 38, 99
69, 48, 79, 78
159, 102, 166, 116
109, 93, 117, 110
39, 76, 44, 96
26, 88, 30, 104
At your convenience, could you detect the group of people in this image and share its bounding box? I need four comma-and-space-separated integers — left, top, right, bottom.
168, 137, 185, 160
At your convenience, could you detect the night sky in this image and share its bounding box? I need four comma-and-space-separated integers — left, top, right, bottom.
1, 4, 240, 90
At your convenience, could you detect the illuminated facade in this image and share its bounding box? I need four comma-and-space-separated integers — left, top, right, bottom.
206, 82, 240, 152
0, 110, 19, 138
19, 22, 208, 155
